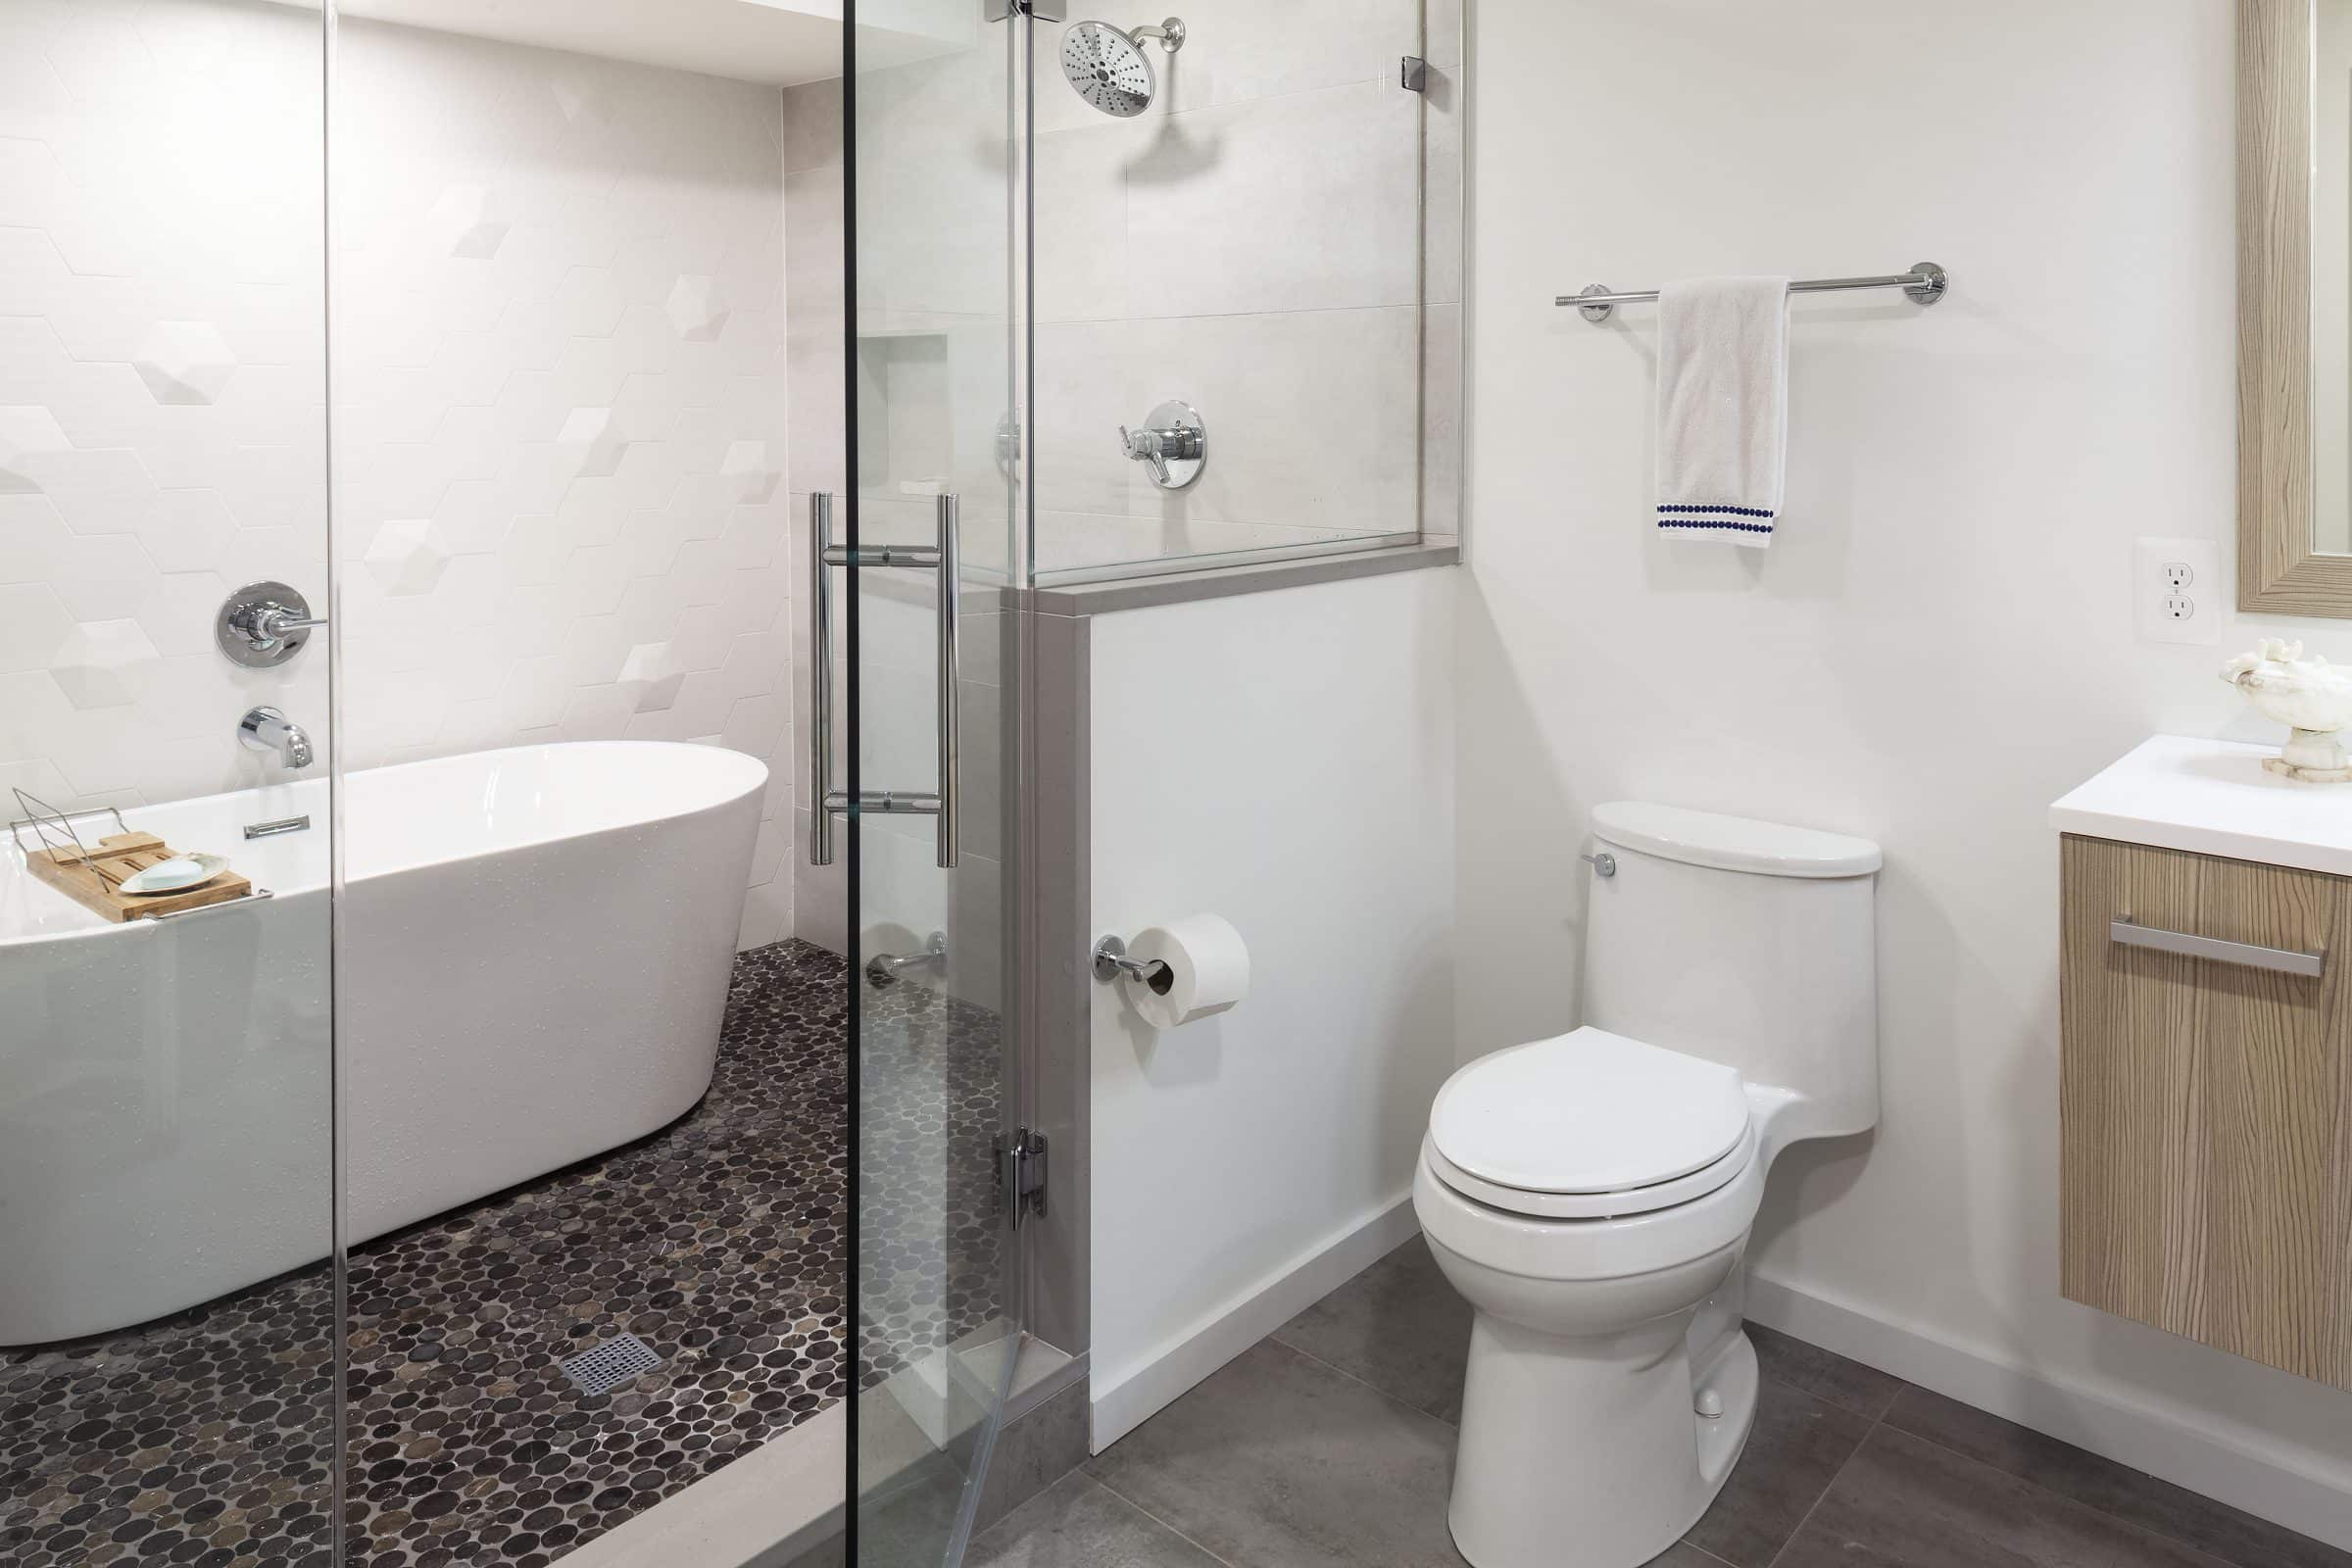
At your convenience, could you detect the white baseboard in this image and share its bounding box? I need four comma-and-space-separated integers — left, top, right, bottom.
1744, 1272, 2352, 1554
1090, 1194, 1420, 1451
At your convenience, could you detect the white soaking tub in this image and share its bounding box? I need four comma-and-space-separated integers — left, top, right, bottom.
0, 742, 766, 1346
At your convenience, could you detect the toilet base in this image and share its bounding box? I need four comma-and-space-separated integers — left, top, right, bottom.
1446, 1316, 1758, 1568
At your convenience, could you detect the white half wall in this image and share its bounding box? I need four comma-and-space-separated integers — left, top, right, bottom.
1088, 566, 1457, 1445
1461, 0, 2352, 1541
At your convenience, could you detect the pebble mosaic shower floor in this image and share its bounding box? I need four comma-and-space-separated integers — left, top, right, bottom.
0, 938, 1004, 1568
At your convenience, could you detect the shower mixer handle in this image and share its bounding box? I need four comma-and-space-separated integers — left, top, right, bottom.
1120, 401, 1207, 489
1120, 423, 1172, 485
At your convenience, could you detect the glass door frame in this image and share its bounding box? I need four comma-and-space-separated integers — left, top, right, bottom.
839, 0, 1034, 1559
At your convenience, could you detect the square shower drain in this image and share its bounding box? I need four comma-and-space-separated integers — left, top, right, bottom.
560, 1332, 663, 1396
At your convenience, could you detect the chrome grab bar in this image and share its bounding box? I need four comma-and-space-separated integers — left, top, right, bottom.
806, 492, 961, 869
2110, 917, 2325, 978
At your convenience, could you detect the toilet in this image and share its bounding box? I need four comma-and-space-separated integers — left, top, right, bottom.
1415, 802, 1881, 1568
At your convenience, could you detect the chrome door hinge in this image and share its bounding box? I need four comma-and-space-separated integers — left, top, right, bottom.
1400, 56, 1429, 93
996, 1129, 1049, 1229
996, 408, 1023, 475
987, 0, 1066, 20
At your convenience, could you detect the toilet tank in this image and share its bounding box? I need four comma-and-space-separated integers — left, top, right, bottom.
1583, 803, 1881, 1139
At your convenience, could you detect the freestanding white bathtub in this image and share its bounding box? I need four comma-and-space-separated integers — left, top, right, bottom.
0, 741, 766, 1346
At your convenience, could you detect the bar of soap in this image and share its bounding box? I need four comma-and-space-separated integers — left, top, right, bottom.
119, 854, 228, 895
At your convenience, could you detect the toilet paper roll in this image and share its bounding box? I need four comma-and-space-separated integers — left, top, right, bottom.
1120, 913, 1250, 1029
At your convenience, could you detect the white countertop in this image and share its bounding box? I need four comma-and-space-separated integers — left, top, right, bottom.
2051, 735, 2352, 876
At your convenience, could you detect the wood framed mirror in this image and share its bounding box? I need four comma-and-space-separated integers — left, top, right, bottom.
2242, 0, 2352, 612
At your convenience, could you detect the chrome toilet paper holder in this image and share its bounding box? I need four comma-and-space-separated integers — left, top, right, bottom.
1092, 934, 1174, 995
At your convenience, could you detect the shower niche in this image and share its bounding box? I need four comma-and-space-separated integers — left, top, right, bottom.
857, 329, 956, 506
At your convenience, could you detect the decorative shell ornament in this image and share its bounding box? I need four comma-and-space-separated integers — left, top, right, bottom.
2221, 638, 2352, 782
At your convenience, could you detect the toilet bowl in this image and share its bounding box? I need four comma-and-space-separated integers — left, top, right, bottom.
1417, 804, 1881, 1568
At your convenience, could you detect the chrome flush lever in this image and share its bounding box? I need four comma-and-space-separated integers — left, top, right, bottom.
1582, 853, 1616, 878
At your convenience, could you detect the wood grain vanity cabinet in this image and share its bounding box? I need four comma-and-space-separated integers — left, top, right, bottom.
2059, 833, 2352, 1390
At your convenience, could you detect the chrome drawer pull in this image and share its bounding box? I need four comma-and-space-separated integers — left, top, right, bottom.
2110, 917, 2325, 978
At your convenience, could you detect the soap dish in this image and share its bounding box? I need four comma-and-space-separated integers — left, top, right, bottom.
118, 853, 232, 897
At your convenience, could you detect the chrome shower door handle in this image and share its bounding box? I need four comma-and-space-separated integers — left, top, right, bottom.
808, 492, 836, 865
806, 492, 960, 870
934, 494, 961, 870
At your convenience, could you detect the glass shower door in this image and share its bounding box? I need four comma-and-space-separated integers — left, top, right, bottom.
0, 4, 337, 1565
830, 0, 1025, 1560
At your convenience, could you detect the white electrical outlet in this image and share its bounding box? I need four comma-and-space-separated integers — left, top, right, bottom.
2135, 537, 2222, 646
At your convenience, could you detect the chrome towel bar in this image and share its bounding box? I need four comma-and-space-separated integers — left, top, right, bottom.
2110, 916, 2325, 978
1559, 261, 1948, 322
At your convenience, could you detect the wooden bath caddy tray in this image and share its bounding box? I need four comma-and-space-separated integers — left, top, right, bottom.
24, 831, 253, 923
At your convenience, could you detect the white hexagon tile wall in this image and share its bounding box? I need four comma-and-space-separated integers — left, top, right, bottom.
2, 1, 801, 947
0, 0, 332, 835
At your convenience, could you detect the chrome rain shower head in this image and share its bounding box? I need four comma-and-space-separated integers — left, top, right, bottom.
1061, 17, 1186, 118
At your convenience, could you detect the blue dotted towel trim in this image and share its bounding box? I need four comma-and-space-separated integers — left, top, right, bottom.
1657, 517, 1775, 535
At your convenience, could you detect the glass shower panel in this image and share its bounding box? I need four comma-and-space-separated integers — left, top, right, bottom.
327, 7, 829, 1566
1026, 0, 1434, 581
845, 1, 1023, 1560
0, 3, 337, 1566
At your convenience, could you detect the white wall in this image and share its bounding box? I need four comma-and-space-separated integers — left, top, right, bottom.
1089, 566, 1456, 1444
0, 0, 798, 948
1462, 0, 2352, 1537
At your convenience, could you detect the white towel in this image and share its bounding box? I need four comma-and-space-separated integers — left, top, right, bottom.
1655, 275, 1790, 548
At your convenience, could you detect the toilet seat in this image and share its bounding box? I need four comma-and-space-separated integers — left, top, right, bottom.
1426, 1123, 1755, 1220
1428, 1026, 1753, 1219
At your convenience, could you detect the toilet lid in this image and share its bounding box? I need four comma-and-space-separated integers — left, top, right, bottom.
1429, 1027, 1750, 1196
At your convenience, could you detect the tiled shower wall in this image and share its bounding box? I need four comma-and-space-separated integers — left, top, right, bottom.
781, 76, 847, 956
0, 0, 329, 818
1029, 0, 1454, 573
334, 19, 796, 945
772, 5, 1459, 588
0, 0, 798, 945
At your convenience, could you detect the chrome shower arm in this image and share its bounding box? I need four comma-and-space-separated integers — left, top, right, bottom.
1126, 16, 1185, 51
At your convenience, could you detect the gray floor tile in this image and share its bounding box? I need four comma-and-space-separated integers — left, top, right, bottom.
1881, 1387, 2352, 1568
856, 1444, 968, 1568
1775, 1426, 2233, 1568
1743, 1322, 1904, 1421
1643, 1544, 1736, 1567
1086, 1339, 1467, 1568
1682, 1371, 1876, 1568
1271, 1236, 1473, 1423
969, 1473, 1226, 1568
